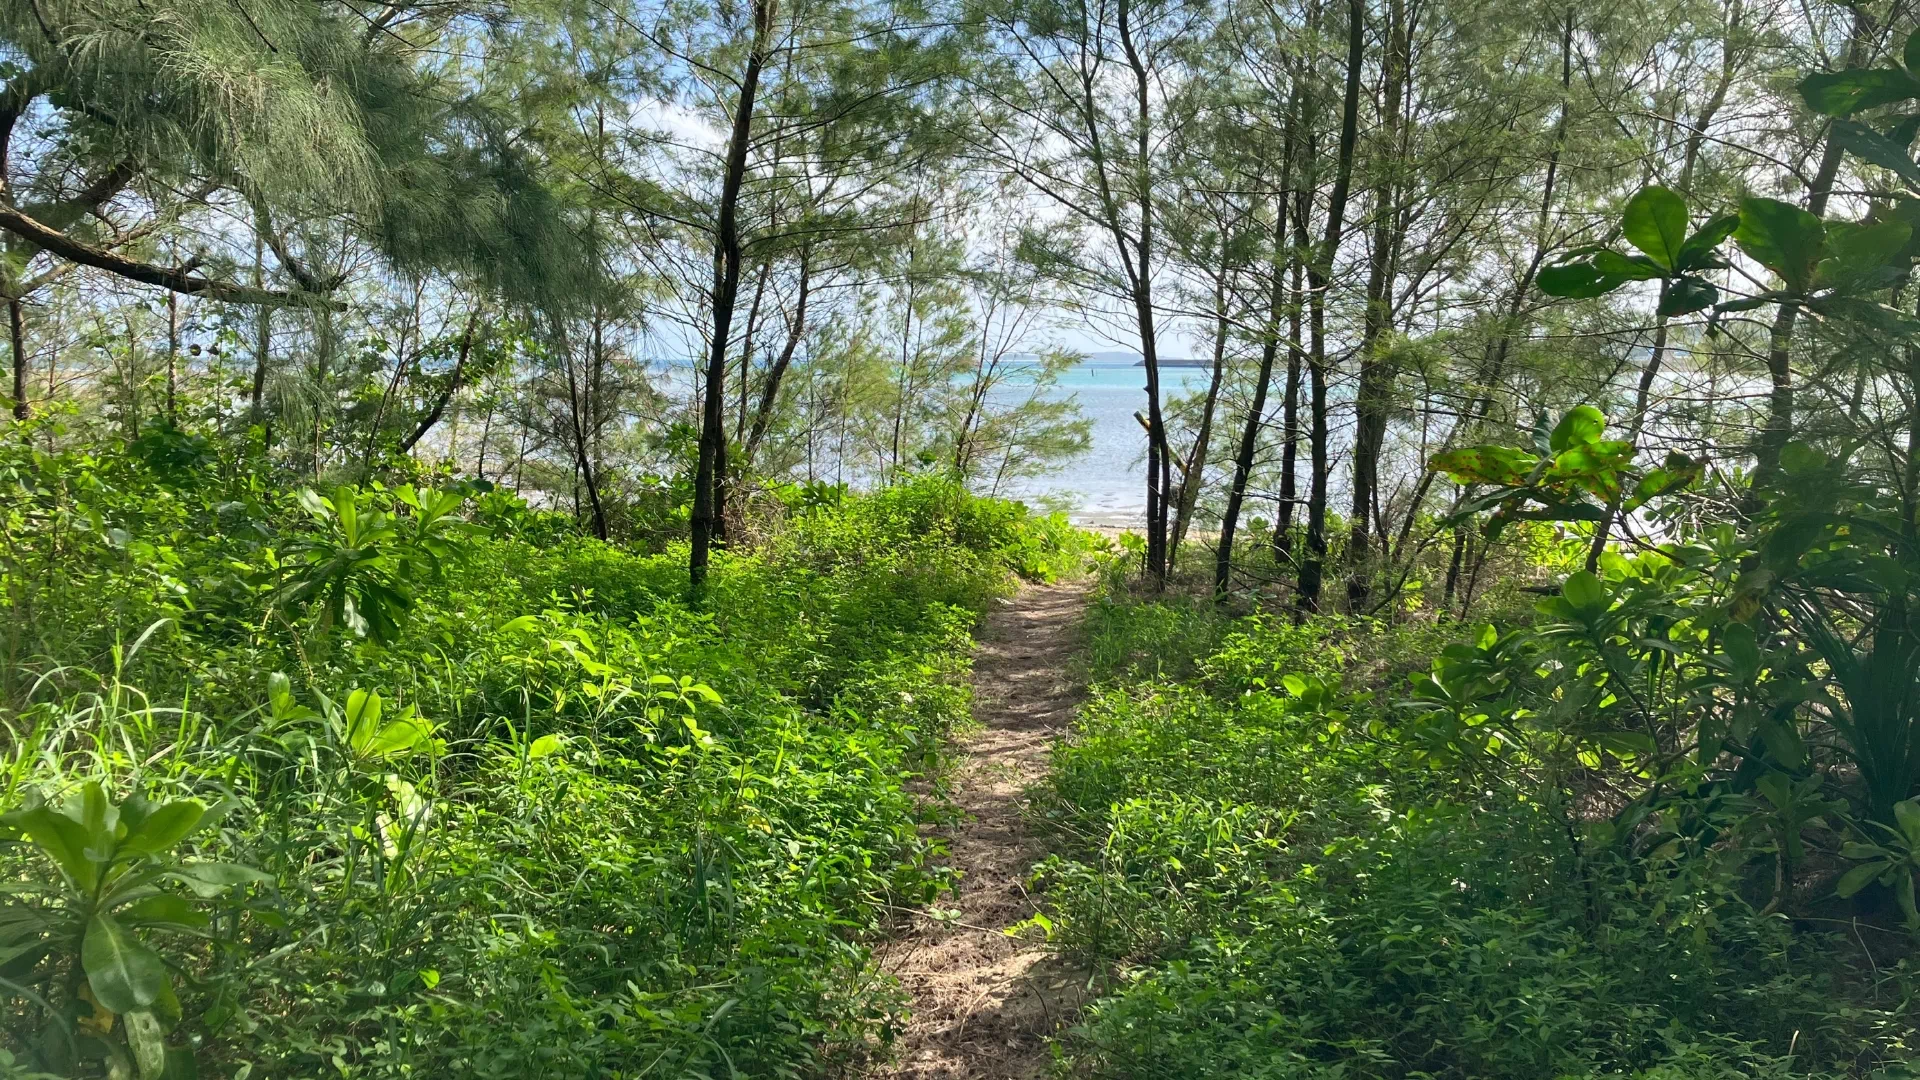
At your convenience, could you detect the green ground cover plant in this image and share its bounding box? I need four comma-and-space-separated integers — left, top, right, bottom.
0, 426, 1074, 1078
1039, 571, 1920, 1080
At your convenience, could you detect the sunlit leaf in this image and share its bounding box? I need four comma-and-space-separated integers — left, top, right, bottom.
1800, 68, 1920, 116
1537, 261, 1627, 298
1549, 406, 1606, 452
82, 912, 166, 1013
1621, 186, 1687, 271
1736, 198, 1826, 294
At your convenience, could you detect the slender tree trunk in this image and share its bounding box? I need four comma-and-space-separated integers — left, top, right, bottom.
1443, 526, 1466, 609
311, 310, 333, 478
953, 292, 1002, 480
1118, 0, 1172, 585
1587, 304, 1670, 570
891, 258, 918, 481
401, 310, 479, 454
561, 322, 610, 540
1171, 268, 1231, 567
736, 256, 772, 445
1275, 173, 1311, 568
1348, 0, 1408, 609
1468, 8, 1574, 430
744, 249, 812, 472
476, 394, 494, 480
1217, 125, 1297, 596
8, 297, 24, 421
1298, 0, 1367, 618
1753, 5, 1868, 492
248, 224, 270, 427
692, 0, 773, 592
165, 290, 178, 422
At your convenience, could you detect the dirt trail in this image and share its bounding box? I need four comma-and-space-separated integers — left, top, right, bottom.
877, 581, 1090, 1080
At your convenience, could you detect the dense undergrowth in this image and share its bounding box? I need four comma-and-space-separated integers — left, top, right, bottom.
0, 421, 1086, 1078
1038, 553, 1920, 1080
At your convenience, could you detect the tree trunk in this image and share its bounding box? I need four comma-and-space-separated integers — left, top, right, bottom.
1347, 0, 1408, 609
1587, 305, 1670, 570
744, 249, 812, 473
165, 289, 178, 422
1275, 260, 1304, 565
692, 0, 773, 592
7, 297, 25, 421
561, 321, 609, 540
1118, 0, 1172, 585
401, 310, 479, 454
1752, 5, 1867, 493
1274, 175, 1310, 568
1170, 268, 1231, 567
736, 256, 772, 445
1217, 128, 1296, 596
1298, 0, 1367, 618
248, 224, 270, 427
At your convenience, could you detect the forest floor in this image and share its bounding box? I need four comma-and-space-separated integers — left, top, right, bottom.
876, 580, 1092, 1080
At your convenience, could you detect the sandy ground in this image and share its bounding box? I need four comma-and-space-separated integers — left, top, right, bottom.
874, 581, 1091, 1080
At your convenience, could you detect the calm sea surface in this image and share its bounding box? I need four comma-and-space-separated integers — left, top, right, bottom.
998, 361, 1215, 525
651, 358, 1212, 525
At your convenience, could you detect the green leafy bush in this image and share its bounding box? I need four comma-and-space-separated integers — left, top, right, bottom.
0, 443, 1083, 1078
1039, 582, 1920, 1080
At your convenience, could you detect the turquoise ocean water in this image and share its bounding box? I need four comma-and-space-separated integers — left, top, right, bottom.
998, 360, 1216, 525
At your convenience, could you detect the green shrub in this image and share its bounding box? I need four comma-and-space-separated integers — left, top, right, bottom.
1042, 600, 1920, 1080
0, 441, 1085, 1078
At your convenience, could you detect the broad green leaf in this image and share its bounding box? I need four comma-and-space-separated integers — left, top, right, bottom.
1537, 261, 1626, 298
1506, 500, 1608, 523
77, 781, 115, 842
1562, 570, 1607, 615
1817, 219, 1913, 288
1658, 276, 1718, 318
1621, 186, 1687, 271
1735, 198, 1826, 294
495, 615, 539, 635
1836, 861, 1886, 898
166, 862, 270, 899
358, 715, 433, 759
125, 1007, 167, 1080
1625, 451, 1703, 510
267, 672, 295, 718
1549, 406, 1606, 453
1896, 799, 1920, 845
1800, 68, 1920, 116
1722, 623, 1761, 682
344, 689, 383, 752
1281, 674, 1307, 698
122, 801, 205, 858
1676, 213, 1740, 270
82, 912, 166, 1013
1832, 120, 1920, 191
1594, 731, 1656, 757
1591, 249, 1664, 280
4, 804, 99, 891
528, 734, 565, 759
118, 894, 208, 931
1430, 445, 1539, 486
